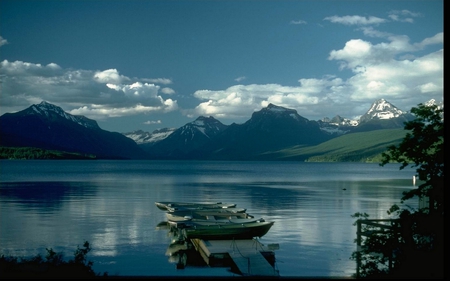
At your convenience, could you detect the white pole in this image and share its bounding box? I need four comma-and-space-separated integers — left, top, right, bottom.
413, 175, 416, 186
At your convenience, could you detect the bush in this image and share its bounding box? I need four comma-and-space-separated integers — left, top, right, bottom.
0, 241, 107, 278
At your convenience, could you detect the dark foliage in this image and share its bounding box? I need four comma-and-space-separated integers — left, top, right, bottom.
0, 146, 96, 159
352, 103, 444, 279
0, 241, 107, 279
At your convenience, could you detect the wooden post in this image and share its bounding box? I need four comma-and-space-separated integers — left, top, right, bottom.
356, 220, 361, 279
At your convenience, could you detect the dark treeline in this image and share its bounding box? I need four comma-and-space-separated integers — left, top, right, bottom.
0, 146, 96, 160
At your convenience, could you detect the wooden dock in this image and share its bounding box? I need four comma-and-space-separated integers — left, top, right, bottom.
190, 238, 279, 277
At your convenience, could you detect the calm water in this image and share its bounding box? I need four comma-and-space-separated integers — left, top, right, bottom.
0, 160, 417, 277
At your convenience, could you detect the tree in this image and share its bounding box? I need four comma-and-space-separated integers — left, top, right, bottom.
380, 102, 444, 214
0, 241, 104, 278
352, 102, 444, 278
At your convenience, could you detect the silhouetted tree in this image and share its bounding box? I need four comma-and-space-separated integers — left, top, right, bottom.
352, 102, 444, 278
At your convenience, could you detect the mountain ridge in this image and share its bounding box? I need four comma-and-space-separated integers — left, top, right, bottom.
0, 101, 149, 159
1, 98, 440, 160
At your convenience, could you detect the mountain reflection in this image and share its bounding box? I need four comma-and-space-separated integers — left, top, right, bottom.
0, 182, 98, 211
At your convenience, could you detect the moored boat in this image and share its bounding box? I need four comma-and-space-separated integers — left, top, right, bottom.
166, 209, 254, 222
155, 201, 237, 211
177, 220, 275, 240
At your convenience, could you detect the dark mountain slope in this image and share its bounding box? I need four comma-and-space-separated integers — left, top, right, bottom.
142, 116, 228, 159
0, 102, 148, 159
199, 103, 334, 160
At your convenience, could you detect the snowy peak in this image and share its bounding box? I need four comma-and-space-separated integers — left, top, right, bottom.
28, 101, 100, 129
424, 98, 444, 110
360, 99, 404, 122
181, 116, 227, 138
123, 128, 176, 144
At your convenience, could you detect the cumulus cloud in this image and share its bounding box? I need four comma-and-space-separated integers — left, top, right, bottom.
192, 28, 442, 121
324, 15, 387, 25
192, 80, 340, 119
94, 69, 127, 84
0, 60, 178, 119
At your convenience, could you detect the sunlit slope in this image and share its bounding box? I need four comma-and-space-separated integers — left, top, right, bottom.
258, 128, 408, 162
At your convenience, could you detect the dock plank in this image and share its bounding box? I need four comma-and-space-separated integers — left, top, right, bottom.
190, 239, 279, 276
229, 251, 279, 276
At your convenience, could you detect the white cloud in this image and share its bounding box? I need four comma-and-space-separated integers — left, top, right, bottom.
161, 87, 175, 95
290, 20, 307, 25
0, 36, 8, 47
0, 60, 178, 119
192, 29, 443, 121
324, 15, 387, 25
94, 69, 126, 84
235, 76, 246, 82
414, 32, 444, 49
142, 78, 173, 85
328, 32, 441, 70
144, 120, 162, 125
192, 80, 339, 119
329, 39, 443, 104
388, 10, 422, 23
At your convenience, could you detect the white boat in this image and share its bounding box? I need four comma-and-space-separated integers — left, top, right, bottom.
155, 201, 238, 211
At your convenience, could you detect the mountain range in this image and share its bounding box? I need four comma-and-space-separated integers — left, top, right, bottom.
0, 102, 147, 159
0, 99, 436, 160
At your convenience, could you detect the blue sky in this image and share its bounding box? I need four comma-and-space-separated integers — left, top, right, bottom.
0, 0, 443, 133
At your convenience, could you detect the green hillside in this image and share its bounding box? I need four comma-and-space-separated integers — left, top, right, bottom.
259, 128, 408, 162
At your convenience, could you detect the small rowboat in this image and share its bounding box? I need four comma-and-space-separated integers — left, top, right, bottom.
175, 219, 275, 240
166, 209, 255, 222
155, 201, 237, 211
167, 206, 247, 213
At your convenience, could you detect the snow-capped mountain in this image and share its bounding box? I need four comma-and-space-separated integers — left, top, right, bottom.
1, 98, 440, 160
178, 116, 228, 139
0, 101, 148, 159
123, 128, 176, 144
319, 115, 358, 135
140, 116, 228, 159
180, 103, 334, 160
319, 99, 416, 134
351, 99, 415, 132
29, 101, 100, 129
359, 99, 406, 123
424, 98, 444, 111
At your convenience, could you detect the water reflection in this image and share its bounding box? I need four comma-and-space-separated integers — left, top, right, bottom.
1, 161, 416, 277
155, 220, 279, 276
0, 181, 98, 212
157, 221, 208, 270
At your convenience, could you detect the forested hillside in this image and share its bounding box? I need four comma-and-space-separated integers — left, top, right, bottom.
257, 128, 408, 162
0, 147, 96, 160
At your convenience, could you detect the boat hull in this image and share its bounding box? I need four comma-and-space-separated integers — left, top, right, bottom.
166, 209, 253, 222
180, 221, 275, 240
155, 201, 237, 211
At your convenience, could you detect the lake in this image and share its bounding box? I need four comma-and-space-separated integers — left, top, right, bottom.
0, 160, 418, 277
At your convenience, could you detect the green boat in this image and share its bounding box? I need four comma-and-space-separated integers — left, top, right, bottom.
166, 209, 253, 222
176, 219, 275, 240
155, 201, 238, 211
